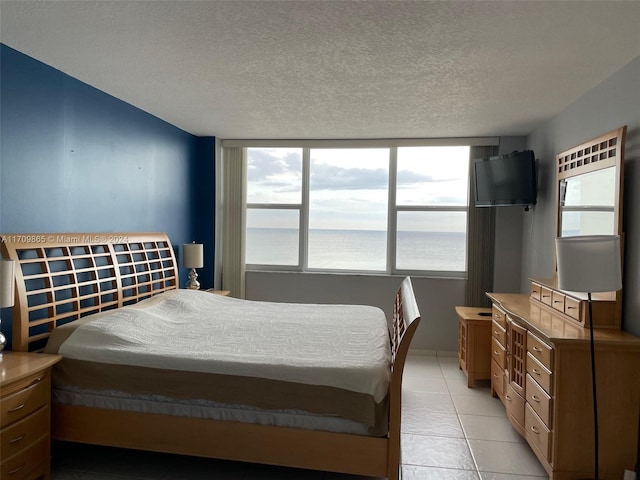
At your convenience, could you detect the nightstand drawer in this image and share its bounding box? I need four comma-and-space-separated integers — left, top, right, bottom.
0, 434, 48, 479
0, 374, 49, 429
1, 406, 48, 460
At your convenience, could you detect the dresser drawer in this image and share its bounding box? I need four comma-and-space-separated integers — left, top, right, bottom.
492, 320, 506, 346
525, 404, 552, 462
0, 375, 49, 429
527, 332, 553, 371
551, 291, 565, 313
504, 382, 525, 429
0, 406, 48, 460
526, 353, 553, 395
491, 359, 505, 398
492, 306, 507, 330
491, 337, 506, 369
530, 282, 541, 301
0, 434, 48, 479
526, 374, 553, 428
564, 296, 582, 322
540, 286, 553, 306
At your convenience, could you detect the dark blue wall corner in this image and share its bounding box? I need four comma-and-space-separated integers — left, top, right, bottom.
0, 44, 215, 348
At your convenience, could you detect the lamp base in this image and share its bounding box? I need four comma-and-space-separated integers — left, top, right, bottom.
185, 268, 200, 290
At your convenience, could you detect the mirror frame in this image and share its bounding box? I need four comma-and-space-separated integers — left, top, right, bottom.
556, 126, 626, 240
554, 126, 626, 325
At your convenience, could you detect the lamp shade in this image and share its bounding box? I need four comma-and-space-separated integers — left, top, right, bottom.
555, 235, 622, 293
182, 243, 203, 269
0, 259, 15, 308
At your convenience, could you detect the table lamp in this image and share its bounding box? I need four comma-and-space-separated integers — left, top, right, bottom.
555, 235, 622, 480
182, 242, 203, 290
0, 259, 16, 354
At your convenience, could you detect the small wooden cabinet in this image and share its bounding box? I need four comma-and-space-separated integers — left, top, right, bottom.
487, 293, 640, 480
455, 306, 492, 388
1, 353, 61, 480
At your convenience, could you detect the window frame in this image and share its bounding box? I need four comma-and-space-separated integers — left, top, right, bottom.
235, 138, 499, 277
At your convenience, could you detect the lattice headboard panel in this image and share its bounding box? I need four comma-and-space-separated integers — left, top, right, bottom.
557, 126, 626, 181
0, 232, 178, 352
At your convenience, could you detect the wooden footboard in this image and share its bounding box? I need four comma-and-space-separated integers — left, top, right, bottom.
2, 233, 420, 479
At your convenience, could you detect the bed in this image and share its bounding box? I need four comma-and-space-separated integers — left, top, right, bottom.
1, 232, 421, 479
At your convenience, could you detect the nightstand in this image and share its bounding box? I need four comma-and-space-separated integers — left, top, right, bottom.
1, 352, 61, 480
455, 306, 492, 388
204, 289, 231, 296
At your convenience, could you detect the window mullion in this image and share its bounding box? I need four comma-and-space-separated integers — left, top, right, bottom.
300, 147, 310, 271
387, 147, 397, 274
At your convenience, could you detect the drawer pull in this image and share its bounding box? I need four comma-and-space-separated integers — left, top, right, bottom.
542, 295, 550, 298
531, 395, 541, 402
9, 434, 25, 444
532, 368, 541, 375
29, 376, 43, 386
494, 331, 499, 335
505, 395, 512, 402
532, 346, 542, 352
9, 464, 25, 475
7, 403, 25, 413
494, 350, 499, 355
567, 306, 576, 310
553, 300, 562, 304
530, 425, 540, 434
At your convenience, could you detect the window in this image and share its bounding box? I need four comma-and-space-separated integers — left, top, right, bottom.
245, 143, 470, 275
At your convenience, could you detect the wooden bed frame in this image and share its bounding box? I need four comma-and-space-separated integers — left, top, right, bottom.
0, 232, 421, 479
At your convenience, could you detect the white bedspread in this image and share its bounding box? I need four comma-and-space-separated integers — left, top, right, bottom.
56, 290, 391, 402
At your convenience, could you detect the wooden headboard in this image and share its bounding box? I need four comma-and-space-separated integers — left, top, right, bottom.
0, 232, 178, 352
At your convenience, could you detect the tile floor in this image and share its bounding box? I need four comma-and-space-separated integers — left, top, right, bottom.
51, 353, 549, 479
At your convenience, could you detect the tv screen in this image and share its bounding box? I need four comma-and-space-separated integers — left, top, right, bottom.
473, 150, 537, 207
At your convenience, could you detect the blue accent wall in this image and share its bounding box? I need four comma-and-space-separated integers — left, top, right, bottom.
0, 44, 215, 348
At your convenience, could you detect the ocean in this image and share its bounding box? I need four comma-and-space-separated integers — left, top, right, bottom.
246, 228, 466, 272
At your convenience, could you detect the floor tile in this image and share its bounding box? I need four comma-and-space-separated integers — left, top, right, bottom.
403, 374, 449, 394
451, 394, 506, 417
468, 439, 548, 477
401, 434, 476, 470
479, 473, 548, 479
403, 390, 457, 414
403, 465, 480, 479
403, 411, 465, 437
458, 414, 525, 443
404, 355, 443, 378
446, 379, 492, 398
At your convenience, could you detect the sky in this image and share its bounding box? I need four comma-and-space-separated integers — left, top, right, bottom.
246, 145, 470, 232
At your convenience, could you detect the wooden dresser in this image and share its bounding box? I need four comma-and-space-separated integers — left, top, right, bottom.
487, 292, 640, 480
1, 352, 61, 480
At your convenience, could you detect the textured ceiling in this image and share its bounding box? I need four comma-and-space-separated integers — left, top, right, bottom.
1, 1, 639, 139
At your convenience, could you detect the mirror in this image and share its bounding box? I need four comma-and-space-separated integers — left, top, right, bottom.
556, 126, 626, 240
559, 166, 616, 236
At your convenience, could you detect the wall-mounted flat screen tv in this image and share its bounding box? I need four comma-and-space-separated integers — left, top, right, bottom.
473, 150, 537, 207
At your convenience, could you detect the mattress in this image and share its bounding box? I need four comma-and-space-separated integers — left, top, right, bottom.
45, 289, 392, 435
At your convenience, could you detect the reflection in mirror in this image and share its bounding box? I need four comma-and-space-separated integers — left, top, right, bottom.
559, 167, 616, 236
